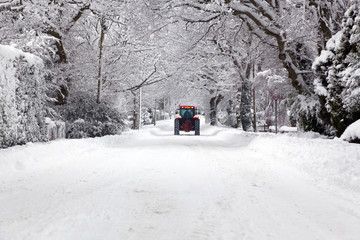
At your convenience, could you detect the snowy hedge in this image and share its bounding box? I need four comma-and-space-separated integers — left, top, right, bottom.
0, 45, 47, 148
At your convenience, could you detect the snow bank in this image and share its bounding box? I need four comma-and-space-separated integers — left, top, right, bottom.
340, 119, 360, 143
268, 126, 297, 133
279, 126, 297, 132
247, 132, 360, 202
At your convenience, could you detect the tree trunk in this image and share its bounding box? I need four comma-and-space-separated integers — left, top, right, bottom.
209, 91, 224, 126
163, 96, 166, 120
96, 16, 105, 104
240, 63, 253, 131
236, 87, 241, 128
44, 30, 67, 63
308, 0, 341, 54
253, 87, 257, 132
240, 81, 252, 131
154, 99, 157, 126
132, 91, 139, 130
209, 95, 216, 126
139, 87, 142, 129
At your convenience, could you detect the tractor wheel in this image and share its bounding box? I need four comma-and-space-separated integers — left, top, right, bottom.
195, 119, 200, 135
174, 119, 180, 135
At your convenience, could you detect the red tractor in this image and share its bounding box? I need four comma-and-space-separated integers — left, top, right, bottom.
174, 106, 200, 135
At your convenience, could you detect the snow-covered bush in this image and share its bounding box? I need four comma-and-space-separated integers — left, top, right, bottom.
56, 91, 126, 139
217, 99, 238, 128
142, 108, 153, 125
217, 110, 228, 126
0, 45, 47, 148
289, 95, 328, 134
221, 112, 237, 128
340, 119, 360, 143
312, 4, 360, 137
66, 119, 91, 139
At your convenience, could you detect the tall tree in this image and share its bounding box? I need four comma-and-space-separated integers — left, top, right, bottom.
176, 0, 314, 95
308, 0, 352, 54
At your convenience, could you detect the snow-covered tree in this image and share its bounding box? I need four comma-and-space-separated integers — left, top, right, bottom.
177, 0, 316, 95
313, 2, 360, 137
254, 68, 294, 128
174, 0, 359, 133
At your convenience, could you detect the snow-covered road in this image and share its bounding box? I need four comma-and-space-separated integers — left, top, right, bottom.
1, 120, 360, 240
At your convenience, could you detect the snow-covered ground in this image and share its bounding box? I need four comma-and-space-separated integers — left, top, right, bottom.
1, 119, 360, 240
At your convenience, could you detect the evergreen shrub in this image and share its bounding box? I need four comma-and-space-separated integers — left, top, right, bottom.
56, 91, 127, 139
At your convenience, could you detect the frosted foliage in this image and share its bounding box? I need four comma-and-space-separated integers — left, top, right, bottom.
341, 5, 360, 113
342, 63, 360, 112
0, 45, 47, 148
312, 3, 360, 136
313, 77, 327, 96
325, 32, 343, 50
312, 50, 334, 69
289, 95, 326, 133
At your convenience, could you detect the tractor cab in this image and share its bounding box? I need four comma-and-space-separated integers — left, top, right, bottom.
174, 106, 200, 135
176, 106, 197, 118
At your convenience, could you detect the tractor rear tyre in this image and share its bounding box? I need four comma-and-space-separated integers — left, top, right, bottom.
195, 119, 200, 135
174, 119, 180, 135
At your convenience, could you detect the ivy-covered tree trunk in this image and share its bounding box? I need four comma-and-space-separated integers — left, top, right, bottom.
239, 63, 252, 131
225, 99, 237, 128
132, 91, 139, 130
252, 87, 257, 131
209, 96, 216, 126
240, 78, 252, 131
235, 87, 241, 128
209, 90, 224, 126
